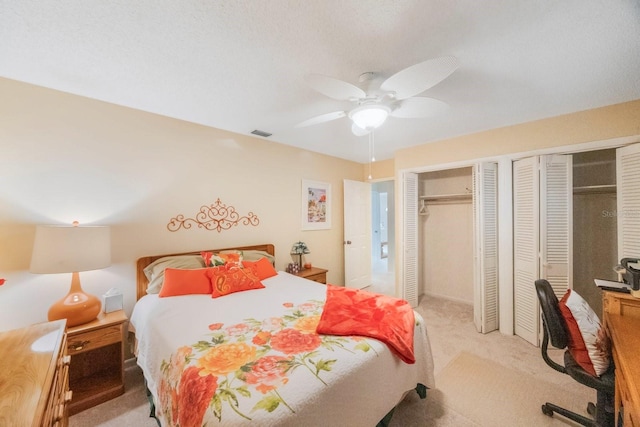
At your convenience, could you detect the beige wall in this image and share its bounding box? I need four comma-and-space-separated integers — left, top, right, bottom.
395, 100, 640, 169
0, 78, 364, 332
366, 158, 394, 180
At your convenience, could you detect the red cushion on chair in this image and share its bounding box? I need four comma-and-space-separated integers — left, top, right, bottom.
558, 289, 610, 376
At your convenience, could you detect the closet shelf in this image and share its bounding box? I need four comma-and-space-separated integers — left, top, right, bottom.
573, 184, 617, 194
419, 193, 473, 202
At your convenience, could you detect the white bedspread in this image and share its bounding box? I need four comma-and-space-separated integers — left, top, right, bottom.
130, 272, 434, 427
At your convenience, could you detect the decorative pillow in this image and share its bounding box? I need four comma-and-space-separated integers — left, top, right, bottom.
200, 251, 225, 267
207, 264, 264, 298
558, 289, 610, 376
217, 250, 244, 268
242, 257, 278, 280
144, 255, 206, 294
159, 268, 212, 297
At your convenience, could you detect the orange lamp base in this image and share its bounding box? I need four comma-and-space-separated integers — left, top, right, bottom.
48, 272, 101, 327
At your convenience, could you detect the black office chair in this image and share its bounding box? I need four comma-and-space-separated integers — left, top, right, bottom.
534, 279, 615, 427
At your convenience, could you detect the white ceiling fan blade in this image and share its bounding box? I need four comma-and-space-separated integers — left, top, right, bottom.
305, 74, 366, 101
351, 123, 371, 136
391, 97, 449, 118
295, 111, 346, 128
381, 56, 459, 100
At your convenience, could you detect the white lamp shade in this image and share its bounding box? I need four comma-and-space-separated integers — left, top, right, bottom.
349, 105, 390, 130
30, 225, 111, 274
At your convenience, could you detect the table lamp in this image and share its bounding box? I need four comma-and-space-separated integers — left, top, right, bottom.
290, 241, 310, 269
30, 222, 111, 327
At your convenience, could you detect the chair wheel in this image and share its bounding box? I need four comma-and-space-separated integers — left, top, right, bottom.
587, 402, 596, 417
542, 404, 554, 417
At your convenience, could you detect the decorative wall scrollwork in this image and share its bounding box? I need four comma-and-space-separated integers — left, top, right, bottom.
167, 198, 260, 232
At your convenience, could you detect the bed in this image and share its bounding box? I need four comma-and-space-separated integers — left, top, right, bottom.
130, 244, 435, 426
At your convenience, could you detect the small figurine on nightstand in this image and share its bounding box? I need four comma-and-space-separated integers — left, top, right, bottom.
286, 263, 300, 274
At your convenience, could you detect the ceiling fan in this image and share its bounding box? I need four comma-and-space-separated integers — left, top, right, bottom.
296, 56, 459, 136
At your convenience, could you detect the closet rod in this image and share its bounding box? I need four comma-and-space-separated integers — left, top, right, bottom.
420, 193, 473, 202
573, 184, 617, 195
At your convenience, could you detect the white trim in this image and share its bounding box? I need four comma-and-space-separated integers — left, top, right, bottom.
397, 134, 640, 176
497, 158, 514, 335
368, 176, 395, 183
422, 291, 473, 306
505, 135, 640, 161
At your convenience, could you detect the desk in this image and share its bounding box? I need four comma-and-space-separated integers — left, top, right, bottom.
603, 291, 640, 426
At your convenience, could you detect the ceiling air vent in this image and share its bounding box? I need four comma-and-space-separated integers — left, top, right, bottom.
251, 129, 272, 137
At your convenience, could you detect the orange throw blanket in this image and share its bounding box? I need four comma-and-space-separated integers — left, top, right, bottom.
316, 285, 415, 364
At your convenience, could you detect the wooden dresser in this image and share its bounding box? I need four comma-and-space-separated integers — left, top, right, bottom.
603, 290, 640, 426
0, 319, 71, 426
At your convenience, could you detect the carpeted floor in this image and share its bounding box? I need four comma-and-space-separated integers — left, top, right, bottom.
69, 294, 596, 426
434, 351, 591, 426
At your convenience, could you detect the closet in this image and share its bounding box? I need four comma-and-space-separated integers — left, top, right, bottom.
416, 164, 498, 334
401, 140, 640, 346
514, 148, 619, 344
572, 149, 617, 319
418, 167, 474, 303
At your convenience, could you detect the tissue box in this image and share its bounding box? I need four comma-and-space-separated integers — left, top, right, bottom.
102, 291, 123, 313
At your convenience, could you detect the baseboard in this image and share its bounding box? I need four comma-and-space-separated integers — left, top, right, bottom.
420, 292, 473, 306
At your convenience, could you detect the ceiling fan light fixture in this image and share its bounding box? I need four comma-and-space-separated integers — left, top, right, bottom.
349, 105, 390, 130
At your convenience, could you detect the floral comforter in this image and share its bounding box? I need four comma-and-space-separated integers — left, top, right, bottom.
130, 272, 435, 427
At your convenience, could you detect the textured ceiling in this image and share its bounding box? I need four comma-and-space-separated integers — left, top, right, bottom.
2, 1, 639, 163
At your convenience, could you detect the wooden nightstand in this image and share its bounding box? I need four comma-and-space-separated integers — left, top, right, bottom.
66, 310, 127, 415
294, 267, 328, 284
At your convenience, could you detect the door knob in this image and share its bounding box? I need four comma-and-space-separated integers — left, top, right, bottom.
344, 240, 352, 245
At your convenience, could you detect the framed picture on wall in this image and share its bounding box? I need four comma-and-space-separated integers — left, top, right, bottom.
301, 179, 332, 230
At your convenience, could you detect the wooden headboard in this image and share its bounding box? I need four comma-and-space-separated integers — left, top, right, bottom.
135, 243, 275, 301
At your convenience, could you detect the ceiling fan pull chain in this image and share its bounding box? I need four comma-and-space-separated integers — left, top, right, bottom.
371, 131, 376, 162
368, 132, 373, 180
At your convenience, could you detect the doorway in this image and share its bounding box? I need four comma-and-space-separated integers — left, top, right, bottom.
369, 180, 395, 296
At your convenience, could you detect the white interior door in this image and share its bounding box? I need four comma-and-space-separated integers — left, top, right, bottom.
513, 154, 572, 345
540, 154, 573, 297
617, 143, 640, 259
473, 162, 499, 333
403, 172, 419, 307
343, 179, 371, 289
513, 156, 540, 345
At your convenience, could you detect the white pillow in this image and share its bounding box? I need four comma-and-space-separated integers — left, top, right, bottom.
558, 289, 610, 376
143, 255, 205, 294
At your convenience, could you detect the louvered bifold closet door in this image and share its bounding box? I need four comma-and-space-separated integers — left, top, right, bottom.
403, 172, 419, 307
540, 154, 573, 299
513, 157, 539, 345
473, 163, 499, 333
617, 144, 640, 260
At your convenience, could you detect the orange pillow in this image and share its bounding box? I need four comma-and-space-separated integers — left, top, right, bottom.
218, 251, 243, 268
207, 265, 265, 298
159, 268, 212, 297
242, 257, 278, 280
